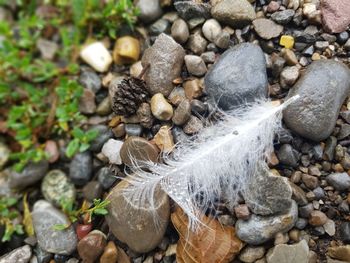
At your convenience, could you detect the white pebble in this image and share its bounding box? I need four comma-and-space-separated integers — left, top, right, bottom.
101, 139, 123, 165
80, 42, 113, 72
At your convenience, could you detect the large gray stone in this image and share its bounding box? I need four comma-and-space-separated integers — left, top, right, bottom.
105, 179, 170, 253
0, 245, 31, 263
136, 0, 162, 23
266, 240, 309, 263
142, 34, 185, 96
283, 60, 350, 141
211, 0, 256, 28
244, 168, 293, 216
32, 200, 77, 255
236, 201, 298, 245
204, 43, 268, 110
326, 172, 350, 192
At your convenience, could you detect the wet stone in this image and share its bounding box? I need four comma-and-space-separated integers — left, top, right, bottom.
77, 230, 107, 263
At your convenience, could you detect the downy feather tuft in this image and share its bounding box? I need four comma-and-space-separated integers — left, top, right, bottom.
122, 96, 299, 230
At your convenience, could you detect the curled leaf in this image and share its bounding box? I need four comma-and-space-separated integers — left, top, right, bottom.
171, 206, 244, 263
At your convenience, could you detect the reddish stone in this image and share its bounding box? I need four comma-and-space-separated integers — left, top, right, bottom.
267, 1, 280, 13
321, 0, 350, 33
76, 223, 92, 240
234, 204, 250, 220
44, 140, 59, 163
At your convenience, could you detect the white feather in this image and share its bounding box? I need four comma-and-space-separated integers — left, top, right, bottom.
122, 96, 299, 230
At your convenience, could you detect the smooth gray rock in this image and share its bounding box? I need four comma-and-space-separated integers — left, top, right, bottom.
0, 245, 31, 263
89, 125, 113, 152
266, 240, 309, 263
136, 0, 162, 23
211, 0, 256, 28
69, 151, 92, 186
283, 60, 350, 141
32, 200, 77, 255
142, 34, 185, 96
271, 9, 295, 24
9, 161, 49, 190
171, 18, 189, 44
276, 144, 300, 167
326, 173, 350, 191
204, 43, 268, 110
174, 1, 211, 20
79, 68, 101, 93
244, 168, 293, 215
236, 201, 298, 245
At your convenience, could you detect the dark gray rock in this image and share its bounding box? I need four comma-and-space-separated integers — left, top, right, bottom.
204, 43, 268, 110
340, 110, 350, 123
97, 167, 117, 190
9, 161, 49, 190
276, 144, 300, 167
244, 168, 293, 215
299, 203, 313, 218
283, 60, 350, 141
324, 136, 337, 160
271, 9, 295, 24
339, 222, 350, 243
79, 68, 101, 93
149, 18, 170, 35
236, 201, 298, 245
338, 124, 350, 140
174, 1, 211, 20
137, 0, 162, 23
0, 245, 31, 263
35, 245, 52, 263
32, 200, 77, 255
326, 173, 350, 191
89, 125, 113, 152
69, 151, 92, 186
125, 124, 143, 137
290, 182, 308, 206
142, 34, 185, 96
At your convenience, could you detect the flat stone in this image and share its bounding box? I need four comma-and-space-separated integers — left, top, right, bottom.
326, 173, 350, 191
9, 161, 48, 190
266, 240, 309, 263
271, 9, 295, 24
41, 170, 76, 207
244, 168, 293, 216
236, 201, 298, 245
0, 245, 31, 263
142, 34, 185, 96
106, 180, 170, 253
211, 0, 256, 28
204, 43, 268, 110
283, 60, 350, 141
32, 200, 77, 255
253, 18, 284, 40
321, 0, 350, 33
174, 1, 211, 20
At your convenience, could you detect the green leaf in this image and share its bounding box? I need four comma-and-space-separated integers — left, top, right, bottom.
93, 208, 108, 215
85, 129, 99, 141
52, 224, 70, 231
66, 139, 80, 158
72, 127, 85, 139
79, 143, 90, 153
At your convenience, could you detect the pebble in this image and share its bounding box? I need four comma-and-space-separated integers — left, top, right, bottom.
266, 240, 309, 263
327, 245, 350, 262
0, 245, 32, 263
149, 18, 170, 35
96, 97, 111, 116
97, 167, 117, 190
301, 174, 319, 189
187, 33, 208, 55
321, 0, 350, 33
171, 19, 189, 44
214, 31, 230, 49
79, 89, 96, 114
326, 173, 350, 192
252, 18, 284, 40
100, 241, 118, 263
125, 124, 142, 137
9, 161, 49, 190
280, 36, 295, 50
211, 0, 256, 28
276, 144, 299, 167
284, 60, 350, 141
137, 0, 162, 23
80, 42, 112, 73
82, 181, 102, 201
142, 33, 185, 96
79, 68, 101, 93
244, 168, 293, 215
234, 204, 250, 220
113, 36, 140, 65
324, 219, 336, 236
339, 222, 350, 243
106, 179, 170, 253
153, 126, 174, 153
183, 115, 203, 134
184, 55, 207, 77
101, 139, 123, 165
120, 136, 159, 166
32, 200, 77, 255
309, 210, 328, 226
187, 17, 205, 29
77, 230, 106, 263
205, 43, 267, 110
239, 246, 265, 263
172, 99, 191, 126
41, 170, 76, 207
202, 19, 222, 42
137, 103, 154, 129
151, 93, 173, 121
130, 61, 142, 77
0, 142, 9, 169
36, 38, 58, 60
76, 224, 92, 241
89, 125, 113, 152
236, 201, 298, 245
184, 78, 203, 100
169, 86, 186, 106
69, 151, 92, 186
174, 1, 211, 20
201, 51, 216, 63
290, 182, 308, 206
44, 140, 59, 163
172, 126, 189, 144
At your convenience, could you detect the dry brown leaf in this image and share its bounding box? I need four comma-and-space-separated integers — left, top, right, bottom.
171, 206, 243, 263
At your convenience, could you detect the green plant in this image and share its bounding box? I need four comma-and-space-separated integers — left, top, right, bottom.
0, 197, 24, 242
54, 198, 110, 230
65, 127, 99, 158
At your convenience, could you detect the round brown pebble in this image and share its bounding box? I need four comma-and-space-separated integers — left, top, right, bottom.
77, 230, 107, 263
120, 136, 159, 166
309, 210, 328, 226
100, 241, 118, 263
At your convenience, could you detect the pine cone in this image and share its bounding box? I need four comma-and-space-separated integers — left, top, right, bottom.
112, 77, 149, 116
